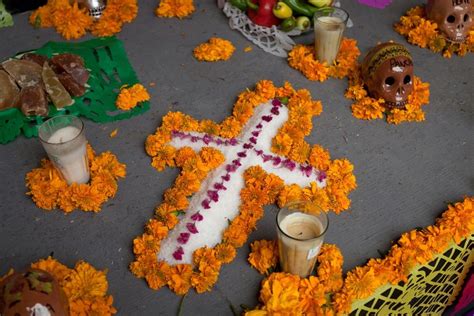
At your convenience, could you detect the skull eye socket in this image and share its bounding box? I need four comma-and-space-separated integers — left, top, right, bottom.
464, 14, 470, 22
403, 75, 411, 85
385, 77, 395, 86
447, 15, 456, 23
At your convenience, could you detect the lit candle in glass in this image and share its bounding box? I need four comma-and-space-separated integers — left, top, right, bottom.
314, 7, 349, 65
276, 201, 329, 278
38, 115, 90, 185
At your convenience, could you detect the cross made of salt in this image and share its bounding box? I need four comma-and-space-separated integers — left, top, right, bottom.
159, 99, 327, 264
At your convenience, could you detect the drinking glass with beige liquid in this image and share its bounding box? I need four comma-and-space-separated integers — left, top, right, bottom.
38, 115, 90, 185
276, 201, 329, 278
314, 7, 349, 65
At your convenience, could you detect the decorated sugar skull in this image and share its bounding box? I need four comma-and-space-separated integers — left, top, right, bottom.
361, 42, 414, 109
0, 268, 69, 316
426, 0, 473, 42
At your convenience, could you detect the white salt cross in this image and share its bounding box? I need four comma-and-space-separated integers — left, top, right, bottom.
159, 100, 327, 264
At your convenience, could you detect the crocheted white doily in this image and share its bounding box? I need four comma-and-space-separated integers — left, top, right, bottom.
221, 1, 353, 58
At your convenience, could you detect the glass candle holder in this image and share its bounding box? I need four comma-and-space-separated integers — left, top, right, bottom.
38, 115, 90, 185
314, 7, 349, 65
276, 201, 329, 278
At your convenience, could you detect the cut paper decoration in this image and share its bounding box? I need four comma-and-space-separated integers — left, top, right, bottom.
0, 37, 150, 144
358, 0, 392, 9
0, 0, 13, 28
245, 198, 473, 315
130, 80, 357, 295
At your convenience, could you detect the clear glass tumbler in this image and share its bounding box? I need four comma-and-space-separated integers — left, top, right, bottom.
38, 115, 90, 185
276, 201, 329, 277
314, 7, 350, 64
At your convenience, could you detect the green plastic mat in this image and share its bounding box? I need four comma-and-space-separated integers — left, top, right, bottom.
0, 37, 150, 144
0, 0, 13, 28
349, 234, 474, 315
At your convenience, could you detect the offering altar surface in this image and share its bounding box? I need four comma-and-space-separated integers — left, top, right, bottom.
0, 1, 472, 314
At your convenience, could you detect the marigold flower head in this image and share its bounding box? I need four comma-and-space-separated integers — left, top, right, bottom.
63, 261, 108, 300
116, 84, 151, 111
259, 273, 302, 314
31, 257, 72, 285
248, 240, 279, 275
156, 0, 195, 19
193, 37, 236, 62
168, 264, 193, 295
53, 2, 93, 40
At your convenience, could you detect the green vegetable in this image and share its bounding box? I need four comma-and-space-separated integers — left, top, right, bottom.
307, 0, 332, 8
229, 0, 248, 10
273, 2, 293, 19
296, 16, 310, 31
280, 16, 297, 32
246, 0, 259, 10
282, 0, 319, 17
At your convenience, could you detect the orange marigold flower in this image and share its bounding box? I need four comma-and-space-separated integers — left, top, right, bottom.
316, 244, 344, 292
288, 140, 311, 164
271, 133, 293, 156
168, 264, 193, 295
116, 84, 151, 111
70, 184, 106, 212
193, 37, 236, 62
275, 81, 296, 98
156, 0, 195, 19
63, 261, 108, 300
191, 266, 220, 293
309, 145, 331, 171
199, 147, 225, 169
145, 219, 169, 239
151, 145, 176, 171
29, 5, 54, 28
248, 240, 279, 275
90, 16, 123, 37
219, 116, 242, 138
109, 0, 138, 23
91, 171, 118, 199
351, 97, 386, 120
259, 273, 302, 314
53, 2, 93, 40
163, 187, 189, 210
174, 147, 197, 167
255, 80, 277, 100
288, 45, 330, 81
223, 221, 249, 248
199, 119, 221, 135
298, 276, 326, 312
144, 261, 171, 290
90, 151, 127, 179
277, 184, 304, 208
344, 266, 380, 300
215, 243, 237, 264
31, 256, 72, 285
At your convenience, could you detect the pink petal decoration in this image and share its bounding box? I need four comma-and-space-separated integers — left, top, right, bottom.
202, 199, 211, 209
173, 247, 184, 260
191, 212, 204, 221
186, 222, 199, 234
177, 232, 190, 244
358, 0, 391, 9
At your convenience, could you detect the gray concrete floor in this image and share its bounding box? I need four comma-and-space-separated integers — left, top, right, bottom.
0, 1, 473, 315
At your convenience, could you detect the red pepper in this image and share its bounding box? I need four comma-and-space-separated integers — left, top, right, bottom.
247, 0, 281, 28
